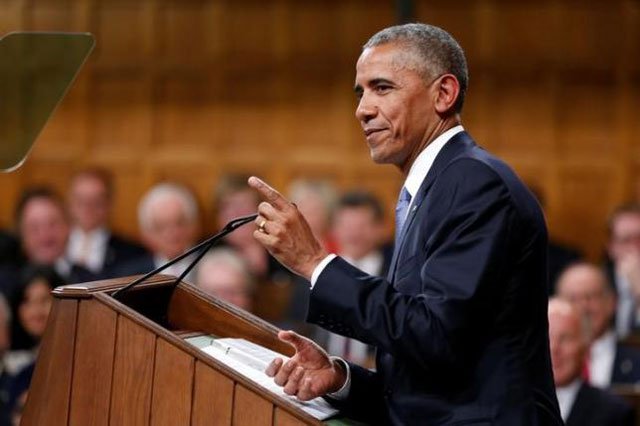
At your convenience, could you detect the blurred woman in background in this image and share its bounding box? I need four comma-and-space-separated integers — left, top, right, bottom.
6, 266, 62, 374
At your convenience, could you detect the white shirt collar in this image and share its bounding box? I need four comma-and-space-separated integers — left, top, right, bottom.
589, 328, 617, 388
555, 378, 582, 422
403, 125, 464, 199
67, 226, 110, 273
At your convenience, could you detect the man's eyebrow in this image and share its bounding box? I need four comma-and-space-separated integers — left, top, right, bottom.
370, 78, 394, 86
354, 78, 395, 94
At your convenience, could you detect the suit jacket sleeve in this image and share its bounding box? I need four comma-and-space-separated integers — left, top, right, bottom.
308, 159, 524, 371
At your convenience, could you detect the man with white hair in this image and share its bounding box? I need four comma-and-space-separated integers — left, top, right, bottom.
117, 182, 201, 282
556, 262, 640, 388
548, 297, 634, 425
195, 248, 254, 311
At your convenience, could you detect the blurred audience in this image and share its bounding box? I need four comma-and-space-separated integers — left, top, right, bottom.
606, 203, 640, 338
214, 174, 290, 282
117, 183, 201, 282
556, 263, 640, 387
548, 297, 634, 426
195, 248, 254, 311
0, 188, 83, 296
214, 175, 295, 324
288, 179, 339, 254
316, 190, 392, 366
66, 168, 147, 279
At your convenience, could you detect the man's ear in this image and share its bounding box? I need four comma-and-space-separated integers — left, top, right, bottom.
434, 74, 460, 114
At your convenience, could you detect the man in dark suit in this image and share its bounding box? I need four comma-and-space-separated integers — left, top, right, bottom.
66, 168, 147, 280
548, 298, 634, 426
556, 262, 640, 387
0, 187, 93, 294
249, 23, 561, 425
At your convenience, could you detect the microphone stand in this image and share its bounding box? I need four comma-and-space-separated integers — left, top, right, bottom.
111, 213, 258, 299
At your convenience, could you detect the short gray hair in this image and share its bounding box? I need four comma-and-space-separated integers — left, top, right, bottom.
138, 182, 199, 231
198, 248, 255, 292
363, 23, 469, 113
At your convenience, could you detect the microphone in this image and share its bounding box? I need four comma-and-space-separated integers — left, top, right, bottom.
111, 213, 258, 299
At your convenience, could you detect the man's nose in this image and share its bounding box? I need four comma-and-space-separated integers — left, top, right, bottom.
355, 93, 376, 123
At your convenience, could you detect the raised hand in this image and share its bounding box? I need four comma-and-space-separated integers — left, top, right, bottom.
248, 176, 328, 280
265, 330, 347, 401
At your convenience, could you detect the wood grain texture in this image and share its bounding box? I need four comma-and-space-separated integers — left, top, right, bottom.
192, 361, 234, 426
150, 338, 195, 426
69, 299, 118, 426
274, 408, 308, 426
233, 385, 274, 426
22, 299, 78, 426
110, 315, 156, 426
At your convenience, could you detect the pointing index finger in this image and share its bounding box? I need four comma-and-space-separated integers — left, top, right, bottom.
248, 176, 290, 210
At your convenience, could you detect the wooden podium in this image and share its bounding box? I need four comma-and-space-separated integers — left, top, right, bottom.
22, 275, 327, 426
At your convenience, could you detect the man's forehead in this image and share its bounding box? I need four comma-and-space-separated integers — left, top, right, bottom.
355, 43, 418, 78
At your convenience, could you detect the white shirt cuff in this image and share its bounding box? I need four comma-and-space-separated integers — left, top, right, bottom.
310, 254, 337, 289
327, 356, 351, 400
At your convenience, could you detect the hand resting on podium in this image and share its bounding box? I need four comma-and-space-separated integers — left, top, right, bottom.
265, 330, 347, 401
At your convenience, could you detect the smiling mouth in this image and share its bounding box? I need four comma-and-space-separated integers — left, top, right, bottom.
364, 128, 386, 137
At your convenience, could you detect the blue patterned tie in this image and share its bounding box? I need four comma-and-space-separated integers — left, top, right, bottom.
395, 187, 412, 248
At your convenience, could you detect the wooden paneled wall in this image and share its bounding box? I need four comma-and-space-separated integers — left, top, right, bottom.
0, 0, 639, 262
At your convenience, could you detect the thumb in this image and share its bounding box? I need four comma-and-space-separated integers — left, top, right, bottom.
278, 330, 308, 353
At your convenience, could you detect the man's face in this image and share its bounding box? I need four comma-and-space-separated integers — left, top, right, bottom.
548, 306, 586, 387
196, 260, 251, 311
68, 175, 110, 232
556, 265, 614, 340
608, 212, 640, 262
354, 43, 437, 171
333, 206, 381, 260
142, 195, 198, 259
20, 197, 69, 264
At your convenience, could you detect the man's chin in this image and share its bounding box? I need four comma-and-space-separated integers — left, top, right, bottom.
369, 150, 391, 164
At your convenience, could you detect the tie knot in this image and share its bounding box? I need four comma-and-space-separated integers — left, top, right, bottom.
399, 187, 411, 203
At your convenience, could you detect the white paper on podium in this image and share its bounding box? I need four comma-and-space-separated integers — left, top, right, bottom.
186, 336, 339, 421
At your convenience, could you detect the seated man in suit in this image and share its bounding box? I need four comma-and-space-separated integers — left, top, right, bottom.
249, 23, 561, 424
606, 203, 640, 338
556, 262, 640, 387
318, 190, 392, 367
0, 187, 90, 293
117, 182, 201, 282
548, 297, 634, 425
66, 168, 147, 279
195, 248, 254, 312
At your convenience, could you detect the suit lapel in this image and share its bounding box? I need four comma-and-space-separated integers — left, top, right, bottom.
387, 132, 476, 283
